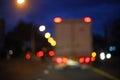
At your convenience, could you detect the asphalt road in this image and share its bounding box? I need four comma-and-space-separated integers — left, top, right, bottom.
0, 58, 120, 80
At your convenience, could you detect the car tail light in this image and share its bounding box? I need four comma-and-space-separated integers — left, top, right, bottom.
85, 57, 90, 64
62, 57, 68, 63
55, 57, 68, 64
79, 57, 85, 64
56, 57, 62, 64
91, 57, 95, 62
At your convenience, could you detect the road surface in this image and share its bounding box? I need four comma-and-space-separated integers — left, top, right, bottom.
0, 58, 120, 80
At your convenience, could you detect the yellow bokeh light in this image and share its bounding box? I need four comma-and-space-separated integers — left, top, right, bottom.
48, 37, 56, 46
17, 0, 25, 4
92, 52, 97, 57
51, 40, 56, 46
48, 37, 54, 43
45, 32, 51, 39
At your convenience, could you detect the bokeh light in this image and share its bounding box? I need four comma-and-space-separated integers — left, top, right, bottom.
62, 57, 68, 63
45, 32, 51, 38
36, 51, 44, 58
79, 57, 84, 63
48, 37, 54, 43
106, 53, 111, 59
48, 37, 57, 46
91, 57, 95, 62
49, 51, 55, 57
9, 50, 13, 55
39, 25, 46, 32
84, 17, 92, 23
92, 52, 97, 57
85, 57, 90, 63
54, 17, 62, 23
100, 52, 105, 60
56, 57, 62, 64
25, 53, 31, 60
17, 0, 25, 4
50, 40, 56, 46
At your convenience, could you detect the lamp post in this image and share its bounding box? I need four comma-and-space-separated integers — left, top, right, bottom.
17, 0, 36, 55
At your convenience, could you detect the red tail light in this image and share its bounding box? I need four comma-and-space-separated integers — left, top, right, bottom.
55, 57, 68, 64
62, 57, 68, 63
91, 57, 95, 62
79, 57, 85, 64
56, 57, 62, 64
85, 57, 90, 64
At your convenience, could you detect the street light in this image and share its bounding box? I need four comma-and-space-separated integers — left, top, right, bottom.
16, 0, 27, 9
17, 0, 25, 4
16, 0, 36, 55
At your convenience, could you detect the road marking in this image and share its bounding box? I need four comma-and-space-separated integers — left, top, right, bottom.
90, 66, 119, 80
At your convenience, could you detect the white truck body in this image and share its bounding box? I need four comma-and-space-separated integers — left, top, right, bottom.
54, 18, 92, 58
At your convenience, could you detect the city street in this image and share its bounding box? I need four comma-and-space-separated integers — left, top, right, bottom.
0, 1, 120, 80
0, 57, 120, 80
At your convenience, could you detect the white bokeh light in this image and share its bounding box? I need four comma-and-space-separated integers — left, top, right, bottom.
100, 52, 105, 60
106, 53, 111, 59
39, 25, 46, 32
9, 50, 13, 55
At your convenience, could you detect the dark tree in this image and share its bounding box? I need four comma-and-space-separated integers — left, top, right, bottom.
111, 18, 120, 45
92, 34, 107, 52
5, 20, 52, 57
104, 18, 120, 57
111, 18, 120, 56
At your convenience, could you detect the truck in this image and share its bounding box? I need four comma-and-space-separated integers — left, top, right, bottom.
52, 17, 95, 69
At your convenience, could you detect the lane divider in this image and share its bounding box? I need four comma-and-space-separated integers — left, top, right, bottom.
90, 66, 119, 80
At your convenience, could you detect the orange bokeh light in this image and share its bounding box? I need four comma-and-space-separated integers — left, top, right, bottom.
62, 57, 68, 63
91, 57, 95, 62
54, 17, 62, 23
84, 17, 92, 23
79, 57, 84, 63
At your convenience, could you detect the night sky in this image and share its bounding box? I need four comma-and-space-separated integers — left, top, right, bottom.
0, 0, 120, 36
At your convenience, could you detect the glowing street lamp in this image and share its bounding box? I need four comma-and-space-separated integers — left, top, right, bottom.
17, 0, 25, 4
16, 0, 26, 8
